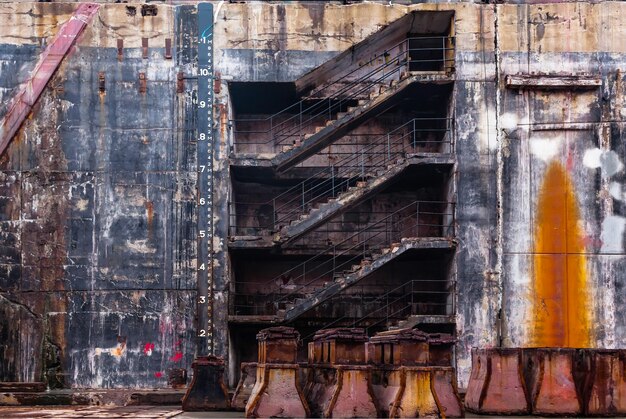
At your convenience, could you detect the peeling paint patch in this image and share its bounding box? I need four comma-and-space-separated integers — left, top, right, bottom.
530, 137, 561, 162
583, 148, 624, 177
600, 215, 626, 253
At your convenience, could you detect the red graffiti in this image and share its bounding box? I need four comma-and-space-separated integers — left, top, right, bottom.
143, 342, 155, 355
170, 351, 183, 362
154, 372, 163, 378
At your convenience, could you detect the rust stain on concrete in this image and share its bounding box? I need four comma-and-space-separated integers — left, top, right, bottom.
531, 161, 591, 348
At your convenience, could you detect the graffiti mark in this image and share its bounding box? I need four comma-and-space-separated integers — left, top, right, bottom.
143, 342, 155, 356
170, 351, 183, 362
155, 371, 163, 378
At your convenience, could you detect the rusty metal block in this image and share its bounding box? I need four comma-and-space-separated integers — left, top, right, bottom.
367, 329, 430, 366
138, 72, 147, 94
98, 72, 105, 93
214, 71, 221, 94
523, 348, 583, 416
168, 368, 187, 389
232, 362, 257, 411
165, 38, 172, 59
256, 326, 299, 364
323, 365, 378, 418
428, 333, 455, 366
389, 367, 438, 418
181, 355, 230, 411
177, 72, 184, 94
142, 37, 148, 59
586, 349, 626, 416
431, 366, 463, 418
117, 38, 123, 61
465, 348, 529, 415
312, 328, 368, 365
246, 364, 310, 418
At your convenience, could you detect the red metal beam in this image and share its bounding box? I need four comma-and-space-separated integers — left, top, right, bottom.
0, 3, 100, 157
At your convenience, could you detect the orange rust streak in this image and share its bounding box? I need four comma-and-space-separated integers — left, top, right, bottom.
532, 161, 591, 348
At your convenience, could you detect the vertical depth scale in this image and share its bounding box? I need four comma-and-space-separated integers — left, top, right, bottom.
197, 2, 214, 355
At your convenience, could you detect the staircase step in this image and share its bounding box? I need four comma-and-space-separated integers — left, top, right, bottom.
336, 112, 347, 119
356, 181, 368, 188
282, 145, 293, 152
315, 126, 325, 133
358, 100, 368, 106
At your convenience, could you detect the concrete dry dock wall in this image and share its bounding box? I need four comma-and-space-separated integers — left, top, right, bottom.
0, 0, 625, 391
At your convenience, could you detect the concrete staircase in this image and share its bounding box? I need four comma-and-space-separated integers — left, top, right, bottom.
278, 237, 426, 322
271, 74, 414, 172
274, 157, 410, 245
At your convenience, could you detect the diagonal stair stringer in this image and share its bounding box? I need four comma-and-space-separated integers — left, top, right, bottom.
271, 75, 419, 172
275, 158, 410, 245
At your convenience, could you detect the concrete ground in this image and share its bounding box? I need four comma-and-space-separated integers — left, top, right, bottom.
0, 406, 245, 418
0, 407, 575, 419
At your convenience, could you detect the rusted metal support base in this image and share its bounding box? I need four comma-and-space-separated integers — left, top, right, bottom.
389, 367, 439, 418
371, 367, 402, 417
587, 349, 626, 416
246, 363, 310, 418
181, 356, 230, 411
324, 365, 378, 418
231, 362, 257, 411
431, 366, 463, 418
465, 348, 529, 415
465, 347, 626, 416
304, 366, 337, 417
523, 348, 584, 416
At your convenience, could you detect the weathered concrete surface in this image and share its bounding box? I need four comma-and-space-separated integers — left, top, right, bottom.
0, 3, 196, 389
2, 0, 626, 395
497, 2, 626, 363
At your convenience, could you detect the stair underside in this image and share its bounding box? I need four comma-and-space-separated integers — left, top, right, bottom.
275, 160, 409, 245
228, 154, 455, 249
391, 314, 456, 330
282, 237, 456, 322
231, 74, 453, 172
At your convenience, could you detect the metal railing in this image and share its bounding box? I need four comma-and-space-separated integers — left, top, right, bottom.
300, 279, 455, 339
229, 117, 452, 236
231, 200, 455, 316
231, 36, 455, 153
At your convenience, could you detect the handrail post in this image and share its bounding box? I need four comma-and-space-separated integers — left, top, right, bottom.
299, 101, 303, 142
442, 36, 445, 71
387, 133, 391, 163
302, 181, 305, 211
331, 165, 335, 197
411, 280, 414, 314
328, 97, 331, 120
360, 147, 364, 180
412, 118, 417, 153
415, 201, 419, 237
272, 198, 276, 230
